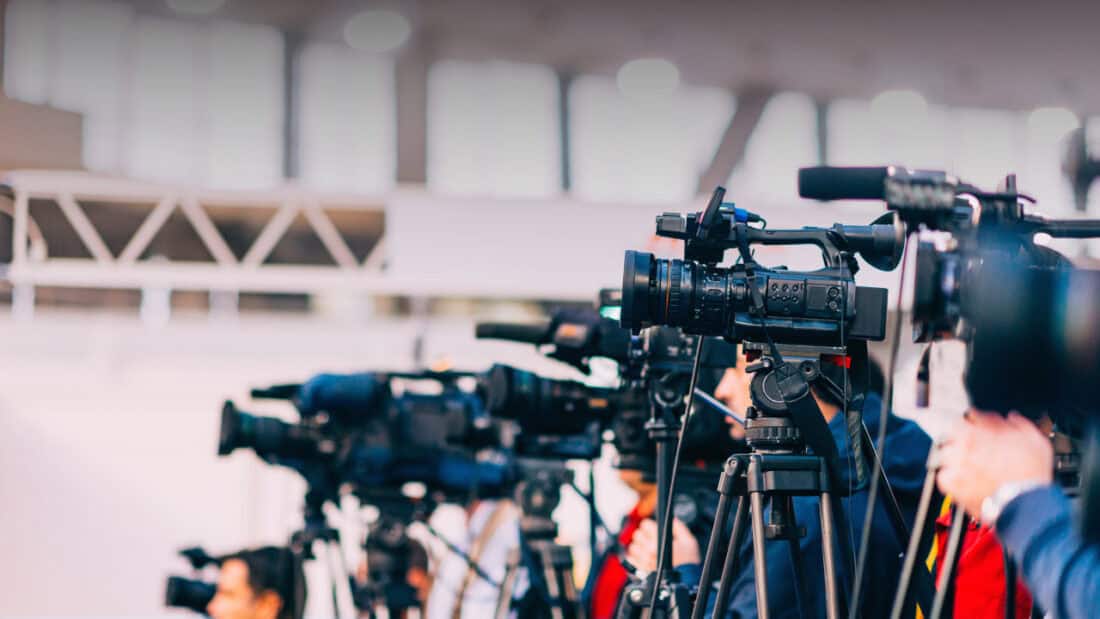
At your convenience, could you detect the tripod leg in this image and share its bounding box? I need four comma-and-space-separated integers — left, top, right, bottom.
787, 503, 814, 619
691, 458, 739, 619
709, 496, 748, 619
494, 548, 521, 619
538, 544, 566, 619
549, 544, 583, 619
889, 469, 938, 619
1003, 546, 1016, 619
929, 509, 969, 619
819, 492, 840, 619
749, 492, 770, 619
314, 541, 344, 619
328, 539, 358, 619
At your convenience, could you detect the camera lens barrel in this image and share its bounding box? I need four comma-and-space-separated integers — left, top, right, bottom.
621, 251, 732, 335
482, 364, 612, 435
165, 576, 215, 613
621, 250, 886, 342
218, 401, 321, 460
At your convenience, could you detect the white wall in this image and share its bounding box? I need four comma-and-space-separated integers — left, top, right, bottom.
0, 311, 635, 617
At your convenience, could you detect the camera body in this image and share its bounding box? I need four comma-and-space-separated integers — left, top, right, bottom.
620, 187, 900, 349
800, 165, 1100, 422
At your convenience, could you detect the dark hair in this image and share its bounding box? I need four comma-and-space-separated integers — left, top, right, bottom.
224, 547, 305, 619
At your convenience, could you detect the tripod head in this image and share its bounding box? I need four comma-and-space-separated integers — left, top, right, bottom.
514, 462, 571, 540
358, 512, 424, 614
741, 342, 851, 454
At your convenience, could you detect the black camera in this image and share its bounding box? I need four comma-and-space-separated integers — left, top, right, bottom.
218, 374, 518, 503
476, 301, 743, 470
218, 401, 333, 461
480, 364, 616, 434
165, 576, 215, 614
800, 165, 1100, 421
620, 187, 901, 347
164, 547, 220, 615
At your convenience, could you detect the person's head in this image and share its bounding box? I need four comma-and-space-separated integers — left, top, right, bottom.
207, 547, 304, 619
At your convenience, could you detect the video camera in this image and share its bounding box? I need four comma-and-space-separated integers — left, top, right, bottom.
620, 187, 902, 346
476, 300, 742, 471
799, 165, 1100, 423
218, 372, 518, 505
164, 547, 220, 615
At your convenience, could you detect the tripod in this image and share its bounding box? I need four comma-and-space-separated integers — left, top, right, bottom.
615, 359, 698, 619
690, 351, 856, 619
290, 492, 357, 619
495, 467, 583, 619
359, 515, 422, 619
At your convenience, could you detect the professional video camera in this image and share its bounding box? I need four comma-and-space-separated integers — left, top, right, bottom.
217, 372, 518, 506
620, 187, 902, 346
799, 165, 1100, 422
613, 186, 919, 619
477, 301, 742, 471
164, 547, 220, 615
800, 165, 1100, 618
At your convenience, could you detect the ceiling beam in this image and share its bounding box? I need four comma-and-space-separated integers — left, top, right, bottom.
696, 86, 774, 196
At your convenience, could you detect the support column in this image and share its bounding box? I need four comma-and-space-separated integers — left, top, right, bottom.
281, 28, 304, 179
557, 70, 573, 192
395, 33, 433, 185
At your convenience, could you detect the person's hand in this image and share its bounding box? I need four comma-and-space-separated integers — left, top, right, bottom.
935, 409, 1053, 520
625, 518, 701, 572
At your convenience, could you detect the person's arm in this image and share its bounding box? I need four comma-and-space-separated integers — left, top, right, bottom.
995, 485, 1100, 619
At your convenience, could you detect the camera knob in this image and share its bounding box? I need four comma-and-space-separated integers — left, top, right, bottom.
746, 360, 771, 374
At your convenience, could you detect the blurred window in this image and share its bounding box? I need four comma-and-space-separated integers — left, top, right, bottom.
726, 92, 818, 204
5, 0, 283, 190
427, 59, 560, 198
570, 75, 734, 204
829, 97, 1081, 252
297, 42, 395, 194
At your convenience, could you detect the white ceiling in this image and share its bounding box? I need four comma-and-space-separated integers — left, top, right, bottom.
128, 0, 1100, 114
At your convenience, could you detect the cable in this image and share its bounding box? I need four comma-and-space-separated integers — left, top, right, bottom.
647, 335, 708, 616
693, 387, 746, 425
847, 232, 910, 619
423, 522, 502, 588
565, 479, 624, 555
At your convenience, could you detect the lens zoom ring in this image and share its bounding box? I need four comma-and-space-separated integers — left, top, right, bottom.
694, 266, 728, 334
668, 260, 685, 325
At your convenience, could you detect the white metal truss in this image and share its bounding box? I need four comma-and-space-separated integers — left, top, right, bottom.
1, 170, 390, 303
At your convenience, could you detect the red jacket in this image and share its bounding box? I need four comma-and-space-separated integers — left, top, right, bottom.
934, 508, 1033, 618
590, 504, 648, 619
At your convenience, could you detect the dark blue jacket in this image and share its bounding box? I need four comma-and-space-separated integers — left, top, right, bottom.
679, 394, 931, 618
996, 484, 1099, 619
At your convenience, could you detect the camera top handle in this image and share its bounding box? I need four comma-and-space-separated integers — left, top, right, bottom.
657, 187, 905, 273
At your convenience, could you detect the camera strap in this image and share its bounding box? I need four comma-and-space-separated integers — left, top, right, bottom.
450, 500, 518, 619
774, 363, 843, 474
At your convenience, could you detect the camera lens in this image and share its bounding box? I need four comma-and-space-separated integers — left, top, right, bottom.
217, 401, 321, 460
621, 250, 732, 335
165, 576, 215, 613
481, 364, 612, 435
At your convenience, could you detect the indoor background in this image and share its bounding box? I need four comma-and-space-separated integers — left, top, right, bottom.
1, 0, 1098, 616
